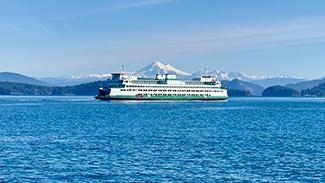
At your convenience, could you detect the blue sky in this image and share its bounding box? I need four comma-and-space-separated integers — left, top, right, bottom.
0, 0, 325, 78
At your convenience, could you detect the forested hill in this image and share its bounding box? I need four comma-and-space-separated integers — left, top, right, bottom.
0, 81, 106, 96
0, 82, 53, 95
262, 86, 300, 97
301, 83, 325, 97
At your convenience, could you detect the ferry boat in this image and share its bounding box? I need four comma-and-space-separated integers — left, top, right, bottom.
95, 71, 228, 101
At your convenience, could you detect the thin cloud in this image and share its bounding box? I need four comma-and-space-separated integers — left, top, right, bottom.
97, 16, 325, 61
154, 17, 325, 53
29, 22, 52, 33
112, 0, 177, 10
163, 17, 325, 47
53, 0, 177, 21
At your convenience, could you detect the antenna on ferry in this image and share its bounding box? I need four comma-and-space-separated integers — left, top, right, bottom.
204, 68, 208, 75
120, 65, 125, 73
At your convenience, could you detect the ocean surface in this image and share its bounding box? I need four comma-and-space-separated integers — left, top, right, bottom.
0, 96, 324, 182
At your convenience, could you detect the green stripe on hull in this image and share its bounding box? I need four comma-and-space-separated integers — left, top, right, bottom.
96, 95, 228, 100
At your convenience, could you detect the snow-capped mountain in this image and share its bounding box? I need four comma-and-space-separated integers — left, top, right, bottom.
191, 69, 305, 87
70, 73, 112, 80
136, 61, 191, 77
38, 61, 306, 87
192, 70, 266, 81
39, 74, 111, 86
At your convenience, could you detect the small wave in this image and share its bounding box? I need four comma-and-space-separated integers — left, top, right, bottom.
0, 136, 39, 142
0, 103, 43, 106
193, 106, 260, 110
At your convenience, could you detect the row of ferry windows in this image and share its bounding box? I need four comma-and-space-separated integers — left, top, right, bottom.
125, 85, 219, 89
129, 81, 211, 85
120, 89, 223, 92
139, 93, 212, 96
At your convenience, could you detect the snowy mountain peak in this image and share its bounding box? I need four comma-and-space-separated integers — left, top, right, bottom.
192, 69, 266, 81
70, 73, 112, 80
136, 61, 191, 77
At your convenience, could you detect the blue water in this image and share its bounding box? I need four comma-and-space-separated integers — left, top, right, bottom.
0, 96, 324, 182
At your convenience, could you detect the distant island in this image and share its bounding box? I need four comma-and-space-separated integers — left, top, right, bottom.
262, 86, 300, 97
301, 83, 325, 97
0, 81, 105, 96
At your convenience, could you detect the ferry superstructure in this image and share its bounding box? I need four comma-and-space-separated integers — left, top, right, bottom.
95, 72, 228, 100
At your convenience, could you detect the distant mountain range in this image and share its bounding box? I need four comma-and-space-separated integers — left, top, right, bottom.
39, 74, 112, 86
35, 61, 309, 88
0, 61, 324, 97
192, 70, 264, 81
222, 79, 264, 96
249, 77, 306, 88
285, 78, 325, 91
0, 72, 50, 86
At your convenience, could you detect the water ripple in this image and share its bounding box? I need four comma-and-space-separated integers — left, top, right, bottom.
0, 96, 324, 182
